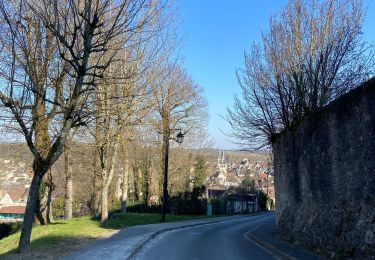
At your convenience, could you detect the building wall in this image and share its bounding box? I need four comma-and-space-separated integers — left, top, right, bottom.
273, 79, 375, 258
0, 193, 13, 205
227, 201, 258, 214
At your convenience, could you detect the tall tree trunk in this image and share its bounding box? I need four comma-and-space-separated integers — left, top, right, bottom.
18, 163, 46, 252
92, 152, 101, 216
39, 170, 55, 224
46, 184, 54, 223
100, 145, 118, 223
100, 149, 117, 223
100, 185, 108, 223
93, 187, 101, 217
161, 128, 170, 222
36, 195, 46, 225
144, 164, 151, 204
64, 145, 73, 219
133, 165, 140, 201
137, 168, 143, 201
121, 149, 129, 213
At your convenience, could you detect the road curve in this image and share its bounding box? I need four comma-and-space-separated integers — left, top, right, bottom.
136, 212, 276, 260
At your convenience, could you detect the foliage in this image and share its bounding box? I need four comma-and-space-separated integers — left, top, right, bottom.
268, 198, 275, 210
52, 197, 66, 218
52, 197, 86, 218
169, 186, 207, 215
127, 186, 208, 215
229, 174, 256, 195
209, 197, 228, 215
241, 173, 255, 192
258, 190, 269, 211
0, 222, 23, 240
193, 154, 207, 188
126, 203, 162, 214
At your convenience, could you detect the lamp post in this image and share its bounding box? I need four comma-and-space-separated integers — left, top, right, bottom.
257, 179, 261, 212
176, 130, 184, 144
161, 129, 184, 221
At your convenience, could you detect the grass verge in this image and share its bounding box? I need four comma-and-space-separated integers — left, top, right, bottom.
0, 213, 216, 259
102, 212, 213, 229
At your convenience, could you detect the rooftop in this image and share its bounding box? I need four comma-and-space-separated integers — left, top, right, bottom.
0, 205, 26, 214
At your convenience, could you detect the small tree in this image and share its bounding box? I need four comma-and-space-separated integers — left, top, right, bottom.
193, 154, 207, 188
152, 65, 207, 221
241, 174, 255, 193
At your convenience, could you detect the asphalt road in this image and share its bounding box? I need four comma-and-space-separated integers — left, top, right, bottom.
136, 212, 276, 260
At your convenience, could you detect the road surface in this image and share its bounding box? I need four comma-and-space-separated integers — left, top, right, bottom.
136, 212, 277, 260
66, 212, 320, 260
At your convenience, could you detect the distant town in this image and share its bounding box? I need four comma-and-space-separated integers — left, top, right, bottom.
206, 150, 274, 202
0, 149, 274, 223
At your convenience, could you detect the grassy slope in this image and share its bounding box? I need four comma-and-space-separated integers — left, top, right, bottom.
102, 212, 210, 229
0, 213, 212, 259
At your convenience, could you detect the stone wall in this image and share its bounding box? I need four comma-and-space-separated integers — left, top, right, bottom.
274, 78, 375, 258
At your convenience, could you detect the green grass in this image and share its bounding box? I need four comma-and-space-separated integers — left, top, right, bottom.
102, 213, 211, 229
0, 216, 114, 258
0, 213, 216, 258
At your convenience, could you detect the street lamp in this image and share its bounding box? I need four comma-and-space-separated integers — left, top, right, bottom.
176, 130, 184, 144
161, 128, 185, 222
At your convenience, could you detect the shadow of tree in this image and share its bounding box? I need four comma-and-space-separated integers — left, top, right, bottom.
1, 235, 98, 260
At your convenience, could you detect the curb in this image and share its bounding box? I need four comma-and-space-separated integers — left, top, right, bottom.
245, 224, 296, 260
127, 212, 268, 259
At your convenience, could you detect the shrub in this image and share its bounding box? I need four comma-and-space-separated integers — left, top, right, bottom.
209, 197, 227, 215
258, 190, 269, 211
52, 197, 87, 218
0, 222, 23, 240
52, 197, 65, 218
125, 201, 162, 214
126, 186, 208, 215
169, 186, 207, 215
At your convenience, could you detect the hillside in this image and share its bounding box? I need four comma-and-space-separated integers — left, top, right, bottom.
0, 142, 272, 214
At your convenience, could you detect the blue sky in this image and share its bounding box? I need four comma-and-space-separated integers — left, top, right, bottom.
179, 0, 375, 150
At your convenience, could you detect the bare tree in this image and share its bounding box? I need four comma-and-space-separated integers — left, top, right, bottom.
114, 0, 178, 214
92, 7, 172, 221
0, 0, 166, 252
94, 84, 122, 222
151, 64, 207, 221
120, 138, 130, 213
64, 135, 73, 219
226, 0, 374, 149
